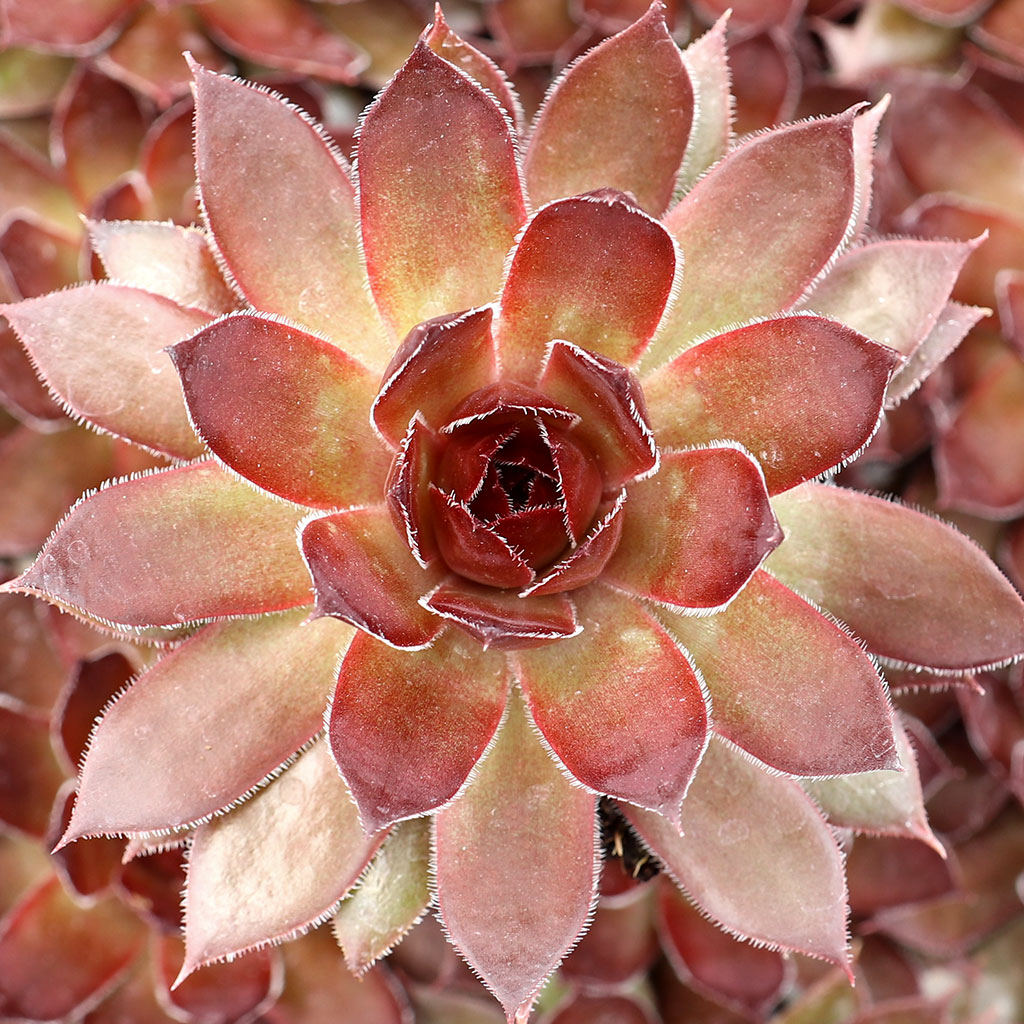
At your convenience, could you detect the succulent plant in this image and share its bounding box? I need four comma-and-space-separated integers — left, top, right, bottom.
2, 5, 1023, 1022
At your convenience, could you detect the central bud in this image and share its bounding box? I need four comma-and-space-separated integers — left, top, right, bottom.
431, 385, 603, 586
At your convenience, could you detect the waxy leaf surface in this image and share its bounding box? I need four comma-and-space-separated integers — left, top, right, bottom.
804, 717, 938, 848
171, 313, 390, 509
64, 612, 351, 840
8, 461, 310, 630
646, 111, 858, 367
435, 697, 598, 1022
359, 43, 526, 338
89, 220, 237, 315
524, 3, 692, 215
627, 736, 849, 966
604, 445, 780, 610
767, 484, 1024, 671
497, 192, 676, 382
332, 818, 431, 975
192, 64, 388, 370
329, 630, 509, 832
302, 506, 444, 649
516, 585, 709, 822
798, 238, 978, 361
1, 284, 207, 458
677, 16, 732, 191
183, 739, 385, 974
643, 315, 900, 493
662, 570, 898, 776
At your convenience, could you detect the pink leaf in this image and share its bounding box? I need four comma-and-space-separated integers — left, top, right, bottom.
358, 42, 526, 338
191, 63, 388, 370
302, 505, 445, 649
329, 630, 509, 832
497, 192, 677, 383
372, 308, 498, 448
0, 877, 144, 1022
516, 585, 709, 824
661, 570, 899, 776
434, 695, 599, 1022
170, 313, 391, 509
4, 461, 311, 630
935, 349, 1024, 518
659, 884, 791, 1016
182, 739, 386, 974
626, 736, 850, 967
386, 414, 440, 567
767, 483, 1024, 671
645, 109, 859, 369
422, 6, 523, 130
676, 16, 732, 191
1, 0, 137, 53
195, 0, 365, 83
424, 579, 579, 649
88, 220, 237, 316
1, 284, 208, 459
642, 315, 900, 494
537, 340, 657, 489
0, 706, 64, 838
604, 445, 781, 610
524, 3, 693, 215
62, 611, 350, 840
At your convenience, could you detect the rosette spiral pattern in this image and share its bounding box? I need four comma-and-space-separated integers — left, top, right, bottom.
3, 5, 1024, 1022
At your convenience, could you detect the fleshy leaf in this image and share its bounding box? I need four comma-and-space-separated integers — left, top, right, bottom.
603, 445, 781, 610
272, 929, 412, 1024
89, 220, 237, 315
1, 0, 136, 56
766, 483, 1024, 671
332, 818, 431, 975
0, 217, 79, 300
522, 490, 626, 597
62, 612, 351, 841
329, 629, 509, 832
890, 79, 1024, 216
661, 570, 898, 776
659, 885, 791, 1016
302, 506, 445, 649
170, 313, 390, 509
386, 414, 440, 566
195, 0, 365, 83
0, 878, 144, 1022
155, 936, 280, 1024
798, 238, 979, 360
642, 315, 901, 494
372, 308, 497, 448
626, 736, 849, 967
524, 3, 693, 215
803, 716, 940, 849
358, 42, 526, 338
191, 62, 388, 370
0, 591, 65, 712
422, 6, 522, 130
561, 894, 658, 984
434, 695, 598, 1022
537, 341, 657, 489
887, 302, 987, 407
676, 15, 732, 192
516, 585, 708, 822
5, 461, 311, 630
496, 191, 677, 383
1, 284, 207, 458
644, 110, 859, 369
423, 579, 580, 649
935, 349, 1024, 518
0, 706, 64, 838
182, 739, 386, 975
0, 425, 113, 557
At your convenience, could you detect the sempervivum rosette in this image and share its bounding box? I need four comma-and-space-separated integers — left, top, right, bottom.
2, 5, 1023, 1021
